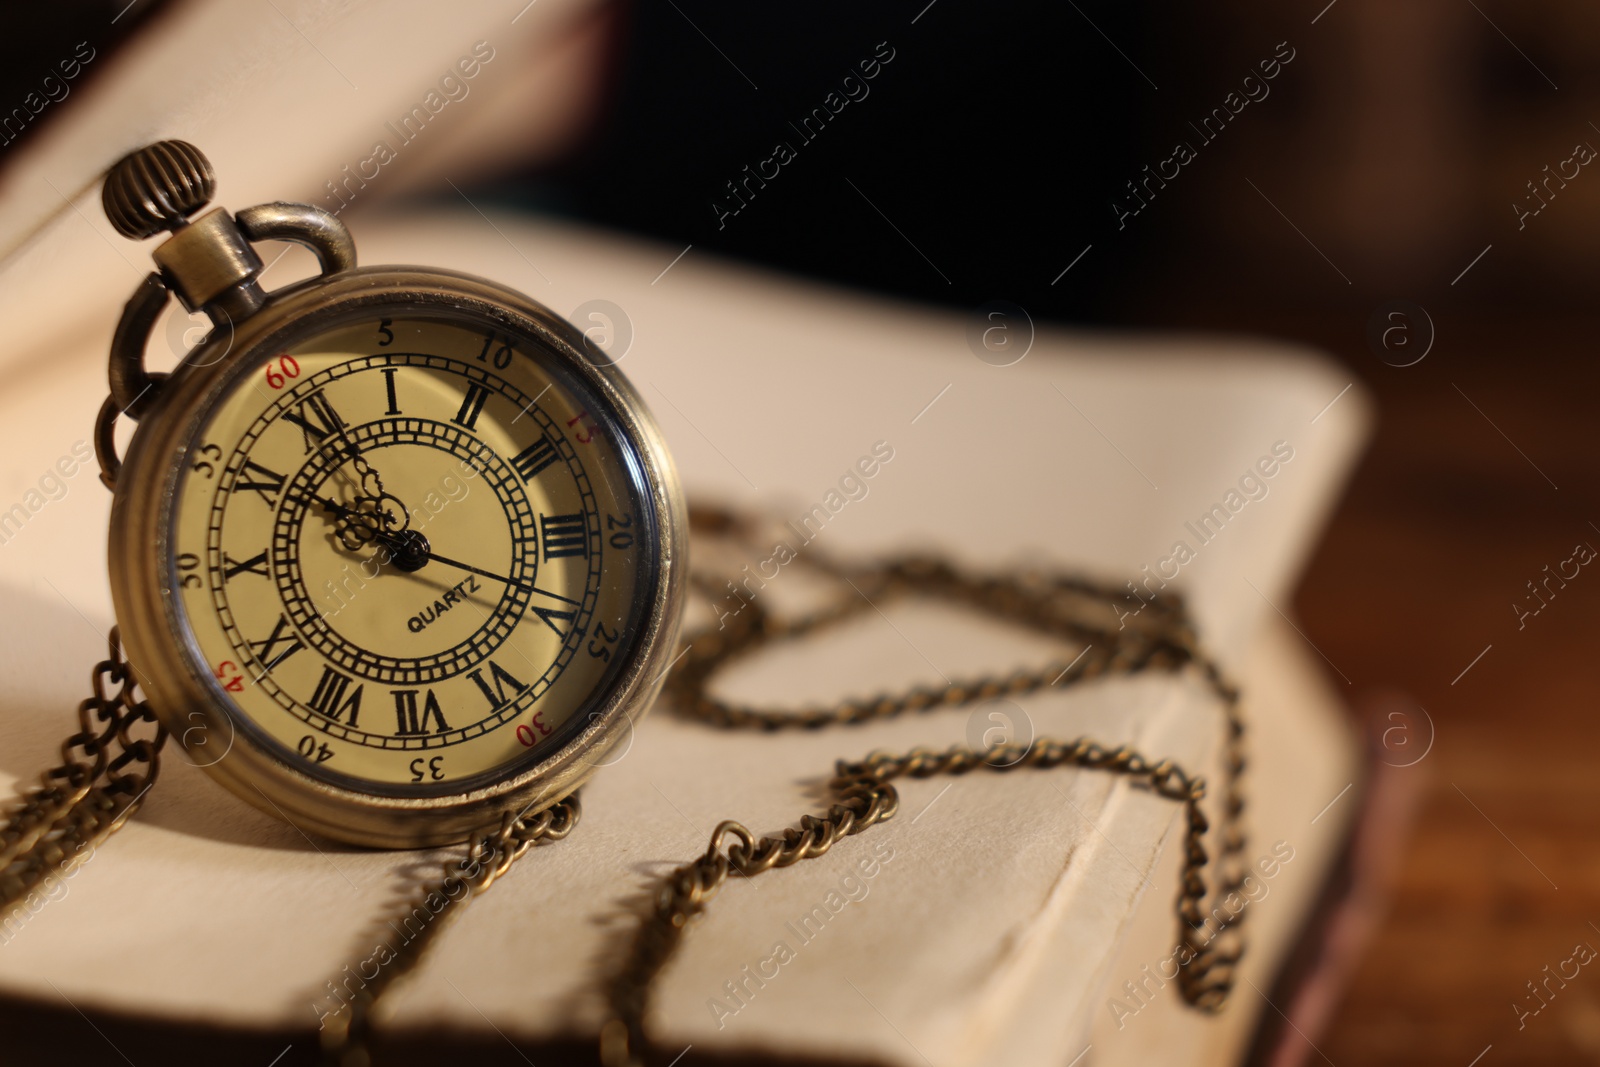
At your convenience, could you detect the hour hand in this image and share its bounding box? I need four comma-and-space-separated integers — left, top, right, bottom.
312, 422, 387, 500
316, 495, 356, 520
315, 492, 409, 550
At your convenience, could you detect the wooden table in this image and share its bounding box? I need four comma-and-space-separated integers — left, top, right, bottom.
1178, 305, 1600, 1066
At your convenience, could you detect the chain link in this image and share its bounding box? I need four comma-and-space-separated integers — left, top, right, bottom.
319, 794, 582, 1067
0, 627, 166, 923
0, 504, 1246, 1067
601, 504, 1249, 1065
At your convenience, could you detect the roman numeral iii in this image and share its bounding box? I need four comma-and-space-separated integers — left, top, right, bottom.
539, 513, 588, 561
511, 436, 558, 481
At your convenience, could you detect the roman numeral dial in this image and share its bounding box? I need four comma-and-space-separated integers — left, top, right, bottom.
180, 322, 645, 793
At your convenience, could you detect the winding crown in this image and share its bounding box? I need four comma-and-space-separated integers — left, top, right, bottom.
101, 140, 216, 239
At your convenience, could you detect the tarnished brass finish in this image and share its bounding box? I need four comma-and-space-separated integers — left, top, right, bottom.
99, 144, 357, 432
102, 139, 214, 239
320, 794, 582, 1062
602, 739, 1219, 1067
237, 202, 356, 274
91, 140, 687, 848
150, 207, 266, 316
5, 139, 1250, 1064
0, 629, 166, 921
108, 267, 687, 847
106, 274, 175, 423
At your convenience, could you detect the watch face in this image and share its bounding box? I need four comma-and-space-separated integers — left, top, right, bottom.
165, 312, 655, 797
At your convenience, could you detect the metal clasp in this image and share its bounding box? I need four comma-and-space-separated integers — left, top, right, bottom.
95, 141, 360, 487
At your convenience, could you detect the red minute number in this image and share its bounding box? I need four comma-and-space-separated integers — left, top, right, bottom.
264, 354, 300, 390
567, 410, 597, 444
515, 713, 552, 747
214, 660, 245, 693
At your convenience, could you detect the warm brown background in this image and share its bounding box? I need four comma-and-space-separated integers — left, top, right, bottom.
6, 0, 1598, 1063
1155, 299, 1600, 1066
1145, 3, 1600, 1061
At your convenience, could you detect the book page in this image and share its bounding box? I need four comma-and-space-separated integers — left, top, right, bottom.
0, 211, 1368, 1064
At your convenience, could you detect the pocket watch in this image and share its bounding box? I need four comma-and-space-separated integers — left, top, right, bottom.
92, 141, 686, 847
3, 141, 1254, 1063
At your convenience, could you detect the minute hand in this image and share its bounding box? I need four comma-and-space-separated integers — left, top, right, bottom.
411, 546, 579, 607
317, 495, 576, 606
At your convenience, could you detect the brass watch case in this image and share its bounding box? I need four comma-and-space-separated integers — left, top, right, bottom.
108, 267, 687, 848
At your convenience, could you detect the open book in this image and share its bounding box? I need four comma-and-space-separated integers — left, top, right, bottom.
0, 201, 1368, 1063
0, 3, 1369, 1060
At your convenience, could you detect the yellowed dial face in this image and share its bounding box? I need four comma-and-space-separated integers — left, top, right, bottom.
169, 314, 652, 795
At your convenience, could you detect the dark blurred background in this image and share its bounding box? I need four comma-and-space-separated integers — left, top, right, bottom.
557, 17, 1600, 1061
555, 11, 1600, 1063
8, 2, 1600, 1064
549, 0, 1598, 318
